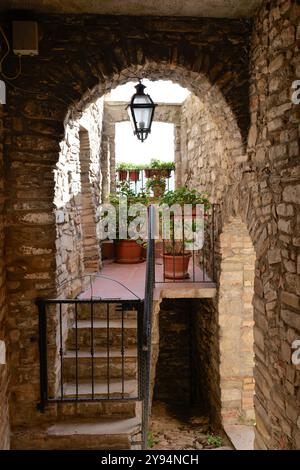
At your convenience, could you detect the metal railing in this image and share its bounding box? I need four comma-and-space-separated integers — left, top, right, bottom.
141, 204, 156, 449
36, 202, 215, 448
37, 297, 144, 411
116, 169, 175, 195
154, 204, 217, 284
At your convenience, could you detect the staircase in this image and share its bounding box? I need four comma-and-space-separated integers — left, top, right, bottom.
12, 301, 143, 450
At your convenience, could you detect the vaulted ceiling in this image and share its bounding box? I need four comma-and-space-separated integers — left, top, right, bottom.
1, 0, 263, 18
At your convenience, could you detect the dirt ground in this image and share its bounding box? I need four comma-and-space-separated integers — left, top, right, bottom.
150, 401, 233, 450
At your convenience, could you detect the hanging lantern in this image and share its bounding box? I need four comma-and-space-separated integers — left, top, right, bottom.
127, 80, 156, 142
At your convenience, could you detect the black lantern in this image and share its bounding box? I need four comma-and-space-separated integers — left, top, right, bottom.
127, 80, 156, 142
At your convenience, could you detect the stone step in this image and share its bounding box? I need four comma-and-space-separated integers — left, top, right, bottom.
12, 417, 142, 450
63, 348, 138, 381
74, 303, 138, 321
56, 399, 139, 420
62, 378, 138, 399
67, 319, 138, 349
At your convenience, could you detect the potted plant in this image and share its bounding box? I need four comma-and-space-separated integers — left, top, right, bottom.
137, 239, 163, 263
144, 159, 161, 178
159, 188, 211, 279
158, 161, 175, 178
144, 159, 175, 178
116, 162, 128, 181
137, 239, 148, 260
160, 187, 211, 218
163, 238, 192, 279
146, 176, 166, 198
107, 182, 149, 264
101, 240, 115, 260
127, 163, 144, 182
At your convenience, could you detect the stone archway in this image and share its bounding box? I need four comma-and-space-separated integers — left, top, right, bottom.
3, 18, 251, 434
219, 217, 255, 424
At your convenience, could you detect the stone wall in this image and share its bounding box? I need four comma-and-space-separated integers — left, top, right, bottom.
101, 101, 182, 197
190, 299, 221, 424
55, 98, 104, 297
247, 0, 300, 450
180, 94, 236, 201
179, 0, 300, 449
1, 5, 299, 449
154, 299, 192, 404
0, 104, 10, 449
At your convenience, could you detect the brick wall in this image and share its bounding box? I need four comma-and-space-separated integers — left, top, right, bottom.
219, 217, 255, 424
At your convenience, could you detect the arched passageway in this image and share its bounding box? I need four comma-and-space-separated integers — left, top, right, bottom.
1, 2, 299, 451
4, 58, 251, 445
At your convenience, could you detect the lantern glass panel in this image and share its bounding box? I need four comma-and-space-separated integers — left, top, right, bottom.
132, 95, 152, 130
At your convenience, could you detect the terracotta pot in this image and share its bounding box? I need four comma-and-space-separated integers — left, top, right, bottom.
160, 169, 172, 178
171, 207, 198, 220
101, 241, 115, 260
128, 170, 140, 182
152, 183, 166, 198
142, 246, 147, 260
145, 169, 161, 178
115, 240, 143, 264
155, 241, 163, 259
117, 170, 127, 181
163, 253, 191, 279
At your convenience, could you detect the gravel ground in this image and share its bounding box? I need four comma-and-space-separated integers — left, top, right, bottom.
150, 401, 233, 450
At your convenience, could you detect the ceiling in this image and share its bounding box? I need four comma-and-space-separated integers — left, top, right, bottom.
1, 0, 263, 18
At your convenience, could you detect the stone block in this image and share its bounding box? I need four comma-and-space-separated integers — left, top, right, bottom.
283, 185, 300, 204
268, 249, 281, 265
268, 54, 284, 73
254, 325, 264, 352
278, 218, 293, 234
281, 309, 300, 332
282, 291, 300, 310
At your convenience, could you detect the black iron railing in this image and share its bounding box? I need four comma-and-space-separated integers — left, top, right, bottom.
37, 202, 215, 448
37, 297, 144, 411
154, 204, 217, 284
141, 204, 156, 449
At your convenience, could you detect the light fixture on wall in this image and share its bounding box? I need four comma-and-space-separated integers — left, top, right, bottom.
127, 80, 156, 142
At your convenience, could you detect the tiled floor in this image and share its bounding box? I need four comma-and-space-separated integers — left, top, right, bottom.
79, 259, 216, 301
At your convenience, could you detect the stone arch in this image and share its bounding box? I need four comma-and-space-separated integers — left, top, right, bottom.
49, 60, 247, 298
73, 63, 247, 160
3, 19, 251, 429
218, 216, 256, 425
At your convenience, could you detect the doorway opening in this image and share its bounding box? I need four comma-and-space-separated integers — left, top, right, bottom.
151, 298, 232, 450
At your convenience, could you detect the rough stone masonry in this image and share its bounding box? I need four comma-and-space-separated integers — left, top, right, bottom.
0, 0, 299, 450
